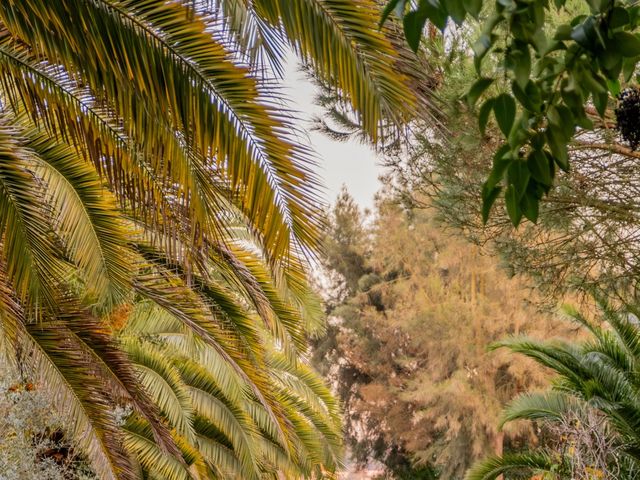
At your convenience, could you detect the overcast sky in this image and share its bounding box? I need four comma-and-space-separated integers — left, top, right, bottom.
282, 58, 383, 209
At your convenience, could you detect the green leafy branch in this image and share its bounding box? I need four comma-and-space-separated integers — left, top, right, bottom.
384, 0, 640, 226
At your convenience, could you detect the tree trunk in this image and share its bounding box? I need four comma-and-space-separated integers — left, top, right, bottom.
494, 431, 504, 480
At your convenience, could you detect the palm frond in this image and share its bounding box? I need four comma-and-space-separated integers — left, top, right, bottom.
0, 118, 67, 313
465, 452, 559, 480
0, 2, 355, 477
122, 416, 194, 480
268, 351, 340, 424
132, 262, 295, 452
22, 121, 132, 306
124, 337, 196, 444
1, 0, 324, 259
482, 300, 640, 476
500, 391, 583, 428
0, 33, 187, 236
492, 336, 587, 390
207, 0, 288, 75
189, 388, 261, 479
251, 0, 419, 141
194, 416, 247, 478
11, 319, 134, 479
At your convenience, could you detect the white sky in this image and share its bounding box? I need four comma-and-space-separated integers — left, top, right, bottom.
282, 58, 383, 209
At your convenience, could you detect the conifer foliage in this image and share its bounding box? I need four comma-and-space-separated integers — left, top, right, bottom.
315, 189, 568, 478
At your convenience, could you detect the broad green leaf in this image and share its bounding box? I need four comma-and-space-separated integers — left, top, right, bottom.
463, 0, 483, 19
478, 98, 495, 135
511, 82, 535, 112
486, 144, 512, 190
467, 78, 494, 107
574, 112, 594, 130
593, 91, 609, 117
531, 132, 545, 151
610, 7, 630, 29
614, 32, 640, 57
504, 184, 522, 226
547, 105, 575, 139
513, 46, 531, 88
554, 24, 572, 41
380, 0, 405, 26
507, 160, 530, 201
423, 0, 448, 30
403, 7, 429, 52
581, 70, 607, 95
623, 58, 638, 82
481, 183, 502, 224
546, 129, 569, 172
525, 82, 542, 112
585, 0, 606, 13
446, 0, 467, 24
526, 150, 552, 187
507, 113, 530, 149
606, 78, 621, 96
599, 48, 623, 73
520, 190, 539, 223
571, 17, 597, 49
493, 94, 516, 137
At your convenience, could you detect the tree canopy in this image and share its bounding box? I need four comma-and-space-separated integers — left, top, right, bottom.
314, 189, 570, 478
384, 0, 640, 226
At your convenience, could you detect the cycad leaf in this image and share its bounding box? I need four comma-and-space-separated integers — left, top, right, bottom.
500, 391, 582, 427
465, 452, 558, 480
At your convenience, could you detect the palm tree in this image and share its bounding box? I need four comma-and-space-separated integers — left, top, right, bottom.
466, 300, 640, 480
117, 299, 342, 479
0, 1, 430, 478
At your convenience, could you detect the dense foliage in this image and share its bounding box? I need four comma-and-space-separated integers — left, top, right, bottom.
384, 0, 640, 227
0, 365, 97, 479
384, 9, 640, 299
313, 189, 570, 478
306, 2, 640, 478
4, 0, 640, 478
113, 300, 342, 479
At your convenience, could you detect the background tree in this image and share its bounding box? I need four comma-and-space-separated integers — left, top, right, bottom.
313, 189, 571, 478
383, 11, 640, 300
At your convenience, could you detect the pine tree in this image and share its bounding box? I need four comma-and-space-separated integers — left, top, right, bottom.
315, 190, 571, 478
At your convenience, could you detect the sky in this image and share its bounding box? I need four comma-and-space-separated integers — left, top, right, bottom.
282, 58, 383, 209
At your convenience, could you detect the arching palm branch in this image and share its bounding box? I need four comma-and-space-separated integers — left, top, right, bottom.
118, 300, 341, 479
0, 0, 430, 307
0, 0, 430, 477
466, 301, 640, 480
0, 117, 340, 477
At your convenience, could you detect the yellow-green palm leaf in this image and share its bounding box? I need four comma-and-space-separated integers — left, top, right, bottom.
0, 0, 430, 477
